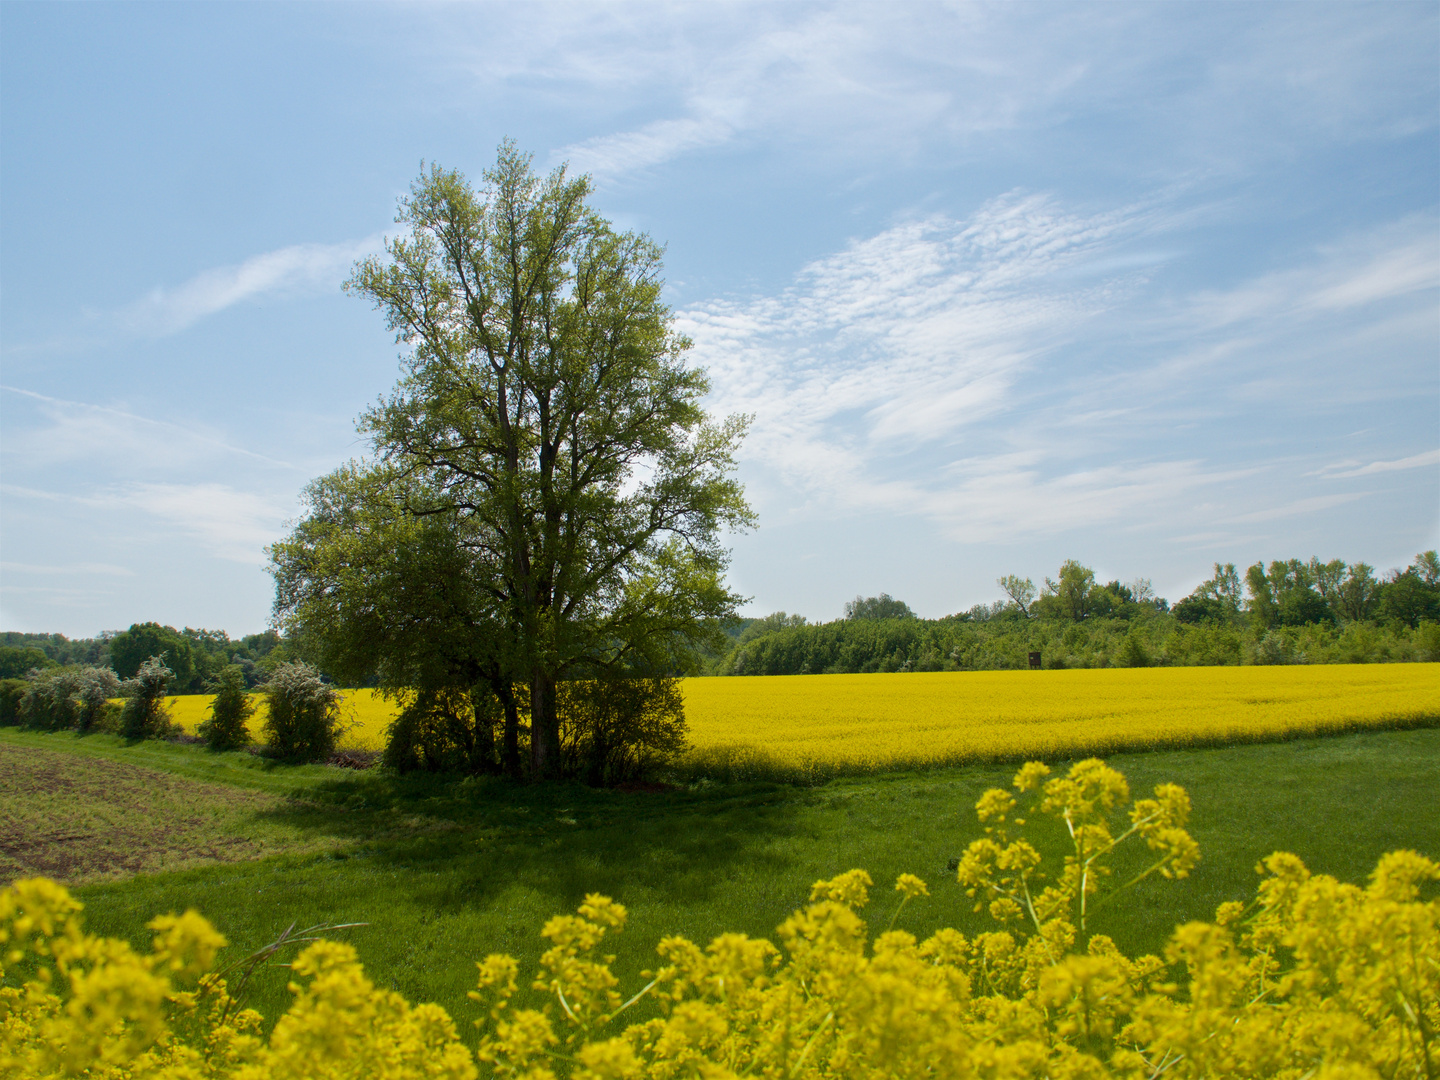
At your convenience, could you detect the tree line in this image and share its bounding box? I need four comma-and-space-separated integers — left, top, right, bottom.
0, 624, 287, 689
717, 552, 1440, 675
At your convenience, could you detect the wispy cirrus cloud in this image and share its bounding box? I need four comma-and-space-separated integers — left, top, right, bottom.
1, 482, 292, 566
0, 561, 136, 578
527, 2, 1437, 185
1313, 449, 1440, 480
1223, 494, 1368, 525
677, 190, 1180, 531
0, 385, 297, 471
110, 235, 384, 338
102, 482, 292, 565
677, 190, 1436, 547
558, 114, 740, 181
1185, 214, 1439, 331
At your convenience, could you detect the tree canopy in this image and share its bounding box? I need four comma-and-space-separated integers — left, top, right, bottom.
270, 143, 753, 779
844, 594, 917, 620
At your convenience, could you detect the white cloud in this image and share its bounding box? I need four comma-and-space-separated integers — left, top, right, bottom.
0, 385, 297, 472
1314, 449, 1440, 480
558, 114, 739, 181
101, 483, 291, 565
675, 191, 1437, 546
501, 3, 1439, 184
676, 192, 1174, 534
1186, 215, 1439, 331
1224, 494, 1367, 525
1, 481, 293, 567
535, 6, 1078, 184
112, 236, 385, 338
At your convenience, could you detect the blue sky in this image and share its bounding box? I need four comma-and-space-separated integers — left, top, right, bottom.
2, 1, 1437, 638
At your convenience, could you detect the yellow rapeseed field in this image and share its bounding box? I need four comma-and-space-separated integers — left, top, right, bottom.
163, 690, 397, 751
162, 664, 1438, 770
679, 664, 1440, 776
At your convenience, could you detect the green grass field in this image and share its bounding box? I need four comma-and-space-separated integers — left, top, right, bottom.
3, 723, 1437, 1038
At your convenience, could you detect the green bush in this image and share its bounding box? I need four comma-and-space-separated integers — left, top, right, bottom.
198, 664, 255, 751
1414, 620, 1440, 662
262, 661, 342, 762
382, 685, 502, 775
0, 678, 27, 726
20, 666, 122, 731
120, 656, 175, 740
1115, 627, 1151, 667
558, 676, 689, 785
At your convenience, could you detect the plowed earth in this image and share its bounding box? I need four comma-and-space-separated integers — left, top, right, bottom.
0, 745, 332, 883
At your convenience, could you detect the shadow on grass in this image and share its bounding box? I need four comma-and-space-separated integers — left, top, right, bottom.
253, 769, 811, 912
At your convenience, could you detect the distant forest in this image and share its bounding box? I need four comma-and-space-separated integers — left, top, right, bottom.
2, 552, 1436, 687
0, 625, 288, 692
711, 553, 1440, 674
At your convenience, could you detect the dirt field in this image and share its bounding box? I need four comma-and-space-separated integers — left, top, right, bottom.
0, 743, 336, 883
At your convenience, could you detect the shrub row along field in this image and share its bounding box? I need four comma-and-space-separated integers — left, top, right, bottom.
160, 664, 1440, 778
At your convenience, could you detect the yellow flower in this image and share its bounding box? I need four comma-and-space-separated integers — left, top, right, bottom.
894, 874, 929, 900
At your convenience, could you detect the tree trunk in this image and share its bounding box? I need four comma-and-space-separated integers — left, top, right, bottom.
497, 684, 522, 779
530, 670, 561, 780
469, 684, 497, 775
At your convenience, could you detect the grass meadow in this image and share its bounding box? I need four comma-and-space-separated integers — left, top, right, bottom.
3, 717, 1438, 1037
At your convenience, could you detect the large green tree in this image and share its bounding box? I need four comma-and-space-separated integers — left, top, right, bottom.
270, 144, 753, 779
108, 623, 197, 689
1245, 559, 1333, 629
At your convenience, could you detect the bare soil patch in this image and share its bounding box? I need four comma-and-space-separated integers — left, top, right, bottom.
0, 743, 334, 884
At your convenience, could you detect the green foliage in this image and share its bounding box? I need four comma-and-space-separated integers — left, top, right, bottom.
120, 656, 175, 740
735, 612, 806, 645
1027, 563, 1160, 623
843, 593, 917, 620
1172, 594, 1228, 624
109, 623, 197, 686
1116, 627, 1151, 667
20, 665, 122, 732
1246, 559, 1335, 628
722, 552, 1440, 675
199, 665, 255, 751
0, 631, 109, 668
1416, 621, 1440, 662
262, 661, 342, 762
272, 142, 753, 781
1376, 564, 1440, 627
1038, 559, 1098, 621
0, 630, 286, 685
997, 574, 1037, 616
381, 685, 505, 775
93, 623, 286, 693
0, 678, 26, 726
0, 645, 56, 679
557, 676, 689, 785
721, 607, 1435, 675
